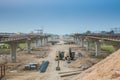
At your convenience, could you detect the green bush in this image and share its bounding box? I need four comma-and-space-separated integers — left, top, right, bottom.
19, 43, 26, 49
101, 45, 115, 53
0, 44, 9, 49
90, 42, 95, 47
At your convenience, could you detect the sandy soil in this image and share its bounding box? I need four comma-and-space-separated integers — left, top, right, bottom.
73, 49, 120, 80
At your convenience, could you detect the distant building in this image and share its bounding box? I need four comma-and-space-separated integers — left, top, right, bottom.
111, 28, 120, 34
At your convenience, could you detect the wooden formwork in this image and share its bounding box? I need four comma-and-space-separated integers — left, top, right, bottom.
0, 64, 5, 80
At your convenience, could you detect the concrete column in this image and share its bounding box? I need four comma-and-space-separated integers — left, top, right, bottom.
76, 37, 79, 44
86, 41, 90, 51
38, 39, 41, 47
40, 38, 43, 46
10, 42, 17, 62
74, 37, 77, 44
95, 41, 101, 56
78, 38, 80, 45
81, 38, 84, 47
45, 37, 48, 44
46, 37, 48, 43
26, 40, 31, 53
35, 39, 39, 48
74, 37, 75, 43
43, 38, 46, 46
76, 38, 78, 44
44, 38, 46, 45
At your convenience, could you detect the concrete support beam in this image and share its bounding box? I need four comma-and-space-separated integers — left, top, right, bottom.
95, 41, 101, 56
10, 42, 17, 62
40, 38, 43, 46
26, 40, 31, 53
74, 37, 77, 44
38, 39, 41, 47
86, 41, 90, 51
76, 38, 79, 44
46, 38, 48, 43
35, 39, 39, 48
78, 38, 80, 45
44, 37, 48, 45
81, 38, 84, 47
43, 38, 46, 45
42, 38, 48, 46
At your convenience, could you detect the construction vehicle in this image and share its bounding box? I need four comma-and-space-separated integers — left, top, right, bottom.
55, 51, 59, 61
55, 51, 65, 60
64, 51, 70, 60
55, 48, 75, 61
56, 52, 60, 71
24, 62, 38, 70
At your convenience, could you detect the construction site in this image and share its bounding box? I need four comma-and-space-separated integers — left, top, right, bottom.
0, 0, 120, 80
0, 32, 119, 80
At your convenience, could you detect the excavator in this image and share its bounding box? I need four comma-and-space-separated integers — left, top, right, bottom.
55, 47, 75, 61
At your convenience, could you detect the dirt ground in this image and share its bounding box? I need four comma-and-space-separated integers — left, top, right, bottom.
0, 42, 107, 80
73, 49, 120, 80
4, 44, 81, 80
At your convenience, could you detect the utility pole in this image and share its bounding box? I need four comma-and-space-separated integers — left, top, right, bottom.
35, 27, 44, 35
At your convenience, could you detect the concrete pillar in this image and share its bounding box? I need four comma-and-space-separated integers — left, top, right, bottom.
46, 37, 48, 43
76, 37, 79, 44
26, 40, 31, 53
45, 37, 48, 44
74, 37, 77, 44
38, 39, 41, 47
95, 41, 101, 56
76, 38, 78, 44
44, 38, 46, 45
43, 38, 47, 46
40, 38, 43, 46
10, 42, 17, 62
35, 39, 39, 48
78, 38, 80, 45
74, 37, 75, 43
86, 41, 90, 51
81, 38, 84, 47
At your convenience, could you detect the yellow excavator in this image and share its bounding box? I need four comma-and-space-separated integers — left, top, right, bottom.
64, 51, 70, 60
55, 48, 75, 61
55, 51, 59, 61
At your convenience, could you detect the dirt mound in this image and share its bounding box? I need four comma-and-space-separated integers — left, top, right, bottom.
69, 58, 93, 68
73, 49, 120, 80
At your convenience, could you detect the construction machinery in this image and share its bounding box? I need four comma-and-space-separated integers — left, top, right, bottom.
64, 51, 70, 60
55, 51, 59, 60
55, 51, 65, 60
56, 51, 60, 71
55, 47, 75, 61
24, 62, 38, 70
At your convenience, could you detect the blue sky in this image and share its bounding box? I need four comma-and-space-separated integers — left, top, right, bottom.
0, 0, 120, 34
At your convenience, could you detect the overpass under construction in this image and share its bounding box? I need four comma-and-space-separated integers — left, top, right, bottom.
73, 34, 120, 56
0, 33, 49, 62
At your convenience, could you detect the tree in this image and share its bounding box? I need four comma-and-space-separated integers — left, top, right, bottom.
86, 30, 91, 34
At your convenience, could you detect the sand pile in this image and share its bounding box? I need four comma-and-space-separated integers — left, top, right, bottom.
73, 49, 120, 80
